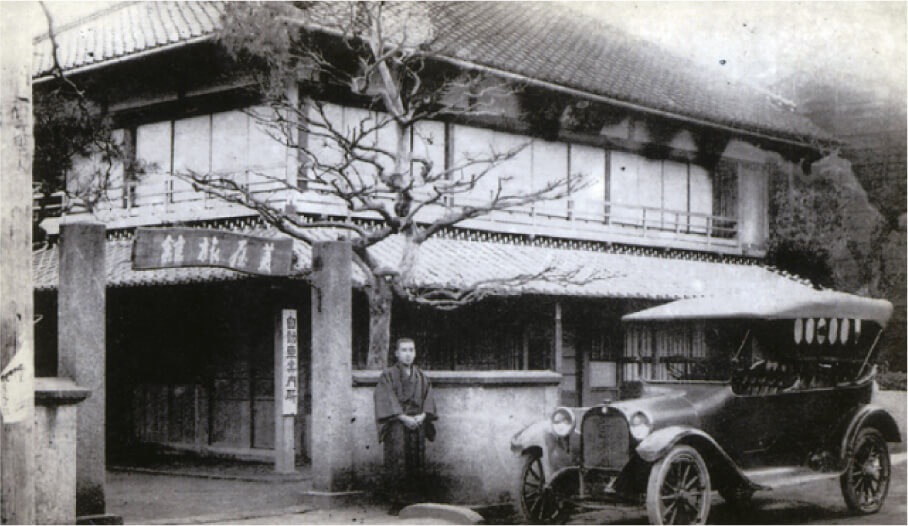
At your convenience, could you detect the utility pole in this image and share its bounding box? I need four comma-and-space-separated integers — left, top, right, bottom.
0, 2, 37, 523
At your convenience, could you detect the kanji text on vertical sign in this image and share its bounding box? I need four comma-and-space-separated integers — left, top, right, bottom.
132, 227, 293, 276
281, 309, 299, 416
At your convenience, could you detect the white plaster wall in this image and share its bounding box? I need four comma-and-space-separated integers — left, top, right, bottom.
351, 379, 560, 504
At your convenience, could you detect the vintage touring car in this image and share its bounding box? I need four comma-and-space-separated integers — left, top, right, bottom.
511, 291, 901, 524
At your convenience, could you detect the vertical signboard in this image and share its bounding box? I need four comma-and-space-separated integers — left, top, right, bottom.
281, 309, 299, 416
274, 308, 297, 473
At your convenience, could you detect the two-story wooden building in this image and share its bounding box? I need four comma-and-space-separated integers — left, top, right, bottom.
32, 1, 835, 502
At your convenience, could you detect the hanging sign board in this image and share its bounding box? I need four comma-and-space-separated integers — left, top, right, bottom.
132, 227, 293, 276
280, 309, 299, 416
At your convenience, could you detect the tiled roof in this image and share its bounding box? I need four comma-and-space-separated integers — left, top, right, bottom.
34, 226, 815, 301
428, 3, 829, 143
33, 2, 224, 74
32, 1, 830, 144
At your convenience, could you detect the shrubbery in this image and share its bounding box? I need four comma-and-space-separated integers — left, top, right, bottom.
878, 370, 907, 391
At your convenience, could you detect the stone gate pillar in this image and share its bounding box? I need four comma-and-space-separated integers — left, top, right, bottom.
58, 221, 107, 518
310, 241, 354, 491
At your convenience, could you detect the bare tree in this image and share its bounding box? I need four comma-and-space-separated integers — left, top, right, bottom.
32, 2, 130, 241
174, 2, 599, 368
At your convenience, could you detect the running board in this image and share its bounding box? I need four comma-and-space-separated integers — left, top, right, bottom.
743, 466, 843, 490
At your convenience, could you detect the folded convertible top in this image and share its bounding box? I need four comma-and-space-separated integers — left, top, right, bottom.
622, 289, 893, 327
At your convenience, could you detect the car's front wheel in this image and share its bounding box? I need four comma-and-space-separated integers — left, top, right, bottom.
840, 427, 891, 514
513, 454, 569, 524
646, 445, 712, 525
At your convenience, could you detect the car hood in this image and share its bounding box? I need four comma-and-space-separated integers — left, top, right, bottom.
604, 382, 731, 430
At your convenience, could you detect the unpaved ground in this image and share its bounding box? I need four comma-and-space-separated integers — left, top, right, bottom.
108, 389, 906, 524
570, 457, 906, 525
107, 472, 315, 524
219, 506, 453, 525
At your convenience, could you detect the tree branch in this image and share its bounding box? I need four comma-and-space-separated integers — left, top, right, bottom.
34, 1, 127, 225
402, 262, 618, 310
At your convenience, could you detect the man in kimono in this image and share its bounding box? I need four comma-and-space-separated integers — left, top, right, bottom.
373, 338, 437, 510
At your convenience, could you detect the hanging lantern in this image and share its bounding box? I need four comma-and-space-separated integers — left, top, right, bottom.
840, 318, 850, 344
816, 318, 827, 344
794, 318, 803, 344
854, 319, 862, 343
828, 318, 838, 345
805, 318, 815, 344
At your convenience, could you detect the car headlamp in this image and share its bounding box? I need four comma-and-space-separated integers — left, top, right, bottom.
550, 407, 575, 438
628, 411, 652, 440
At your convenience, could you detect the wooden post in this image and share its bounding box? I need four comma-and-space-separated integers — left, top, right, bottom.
580, 340, 591, 406
553, 302, 563, 373
58, 221, 107, 516
274, 309, 297, 473
310, 241, 353, 491
0, 3, 36, 521
522, 328, 530, 370
194, 384, 202, 451
652, 329, 661, 380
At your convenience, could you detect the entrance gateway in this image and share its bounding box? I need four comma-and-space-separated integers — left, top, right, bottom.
132, 227, 317, 476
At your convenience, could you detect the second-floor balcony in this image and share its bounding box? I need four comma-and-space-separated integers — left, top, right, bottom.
39, 173, 741, 254
37, 100, 762, 254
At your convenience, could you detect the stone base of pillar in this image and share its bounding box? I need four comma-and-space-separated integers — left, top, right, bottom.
34, 378, 122, 525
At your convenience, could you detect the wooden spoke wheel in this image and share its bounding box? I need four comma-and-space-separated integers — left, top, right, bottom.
646, 445, 712, 525
513, 454, 569, 524
841, 427, 891, 514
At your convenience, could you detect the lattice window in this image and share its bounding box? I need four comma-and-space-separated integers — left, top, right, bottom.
712, 159, 738, 238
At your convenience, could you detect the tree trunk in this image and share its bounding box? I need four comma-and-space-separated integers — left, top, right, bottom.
365, 275, 394, 369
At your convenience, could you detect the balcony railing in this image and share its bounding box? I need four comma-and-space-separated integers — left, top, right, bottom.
450, 194, 738, 244
38, 175, 739, 247
602, 203, 737, 239
33, 191, 65, 217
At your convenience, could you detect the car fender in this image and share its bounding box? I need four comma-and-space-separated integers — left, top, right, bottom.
637, 425, 764, 491
838, 404, 902, 460
511, 420, 557, 480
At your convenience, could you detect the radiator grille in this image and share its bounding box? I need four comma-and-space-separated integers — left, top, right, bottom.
582, 412, 631, 469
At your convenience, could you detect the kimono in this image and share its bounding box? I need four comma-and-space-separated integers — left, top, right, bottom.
373, 362, 437, 500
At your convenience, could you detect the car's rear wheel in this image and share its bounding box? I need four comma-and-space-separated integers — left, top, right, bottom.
840, 427, 891, 514
513, 454, 569, 524
646, 445, 711, 525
